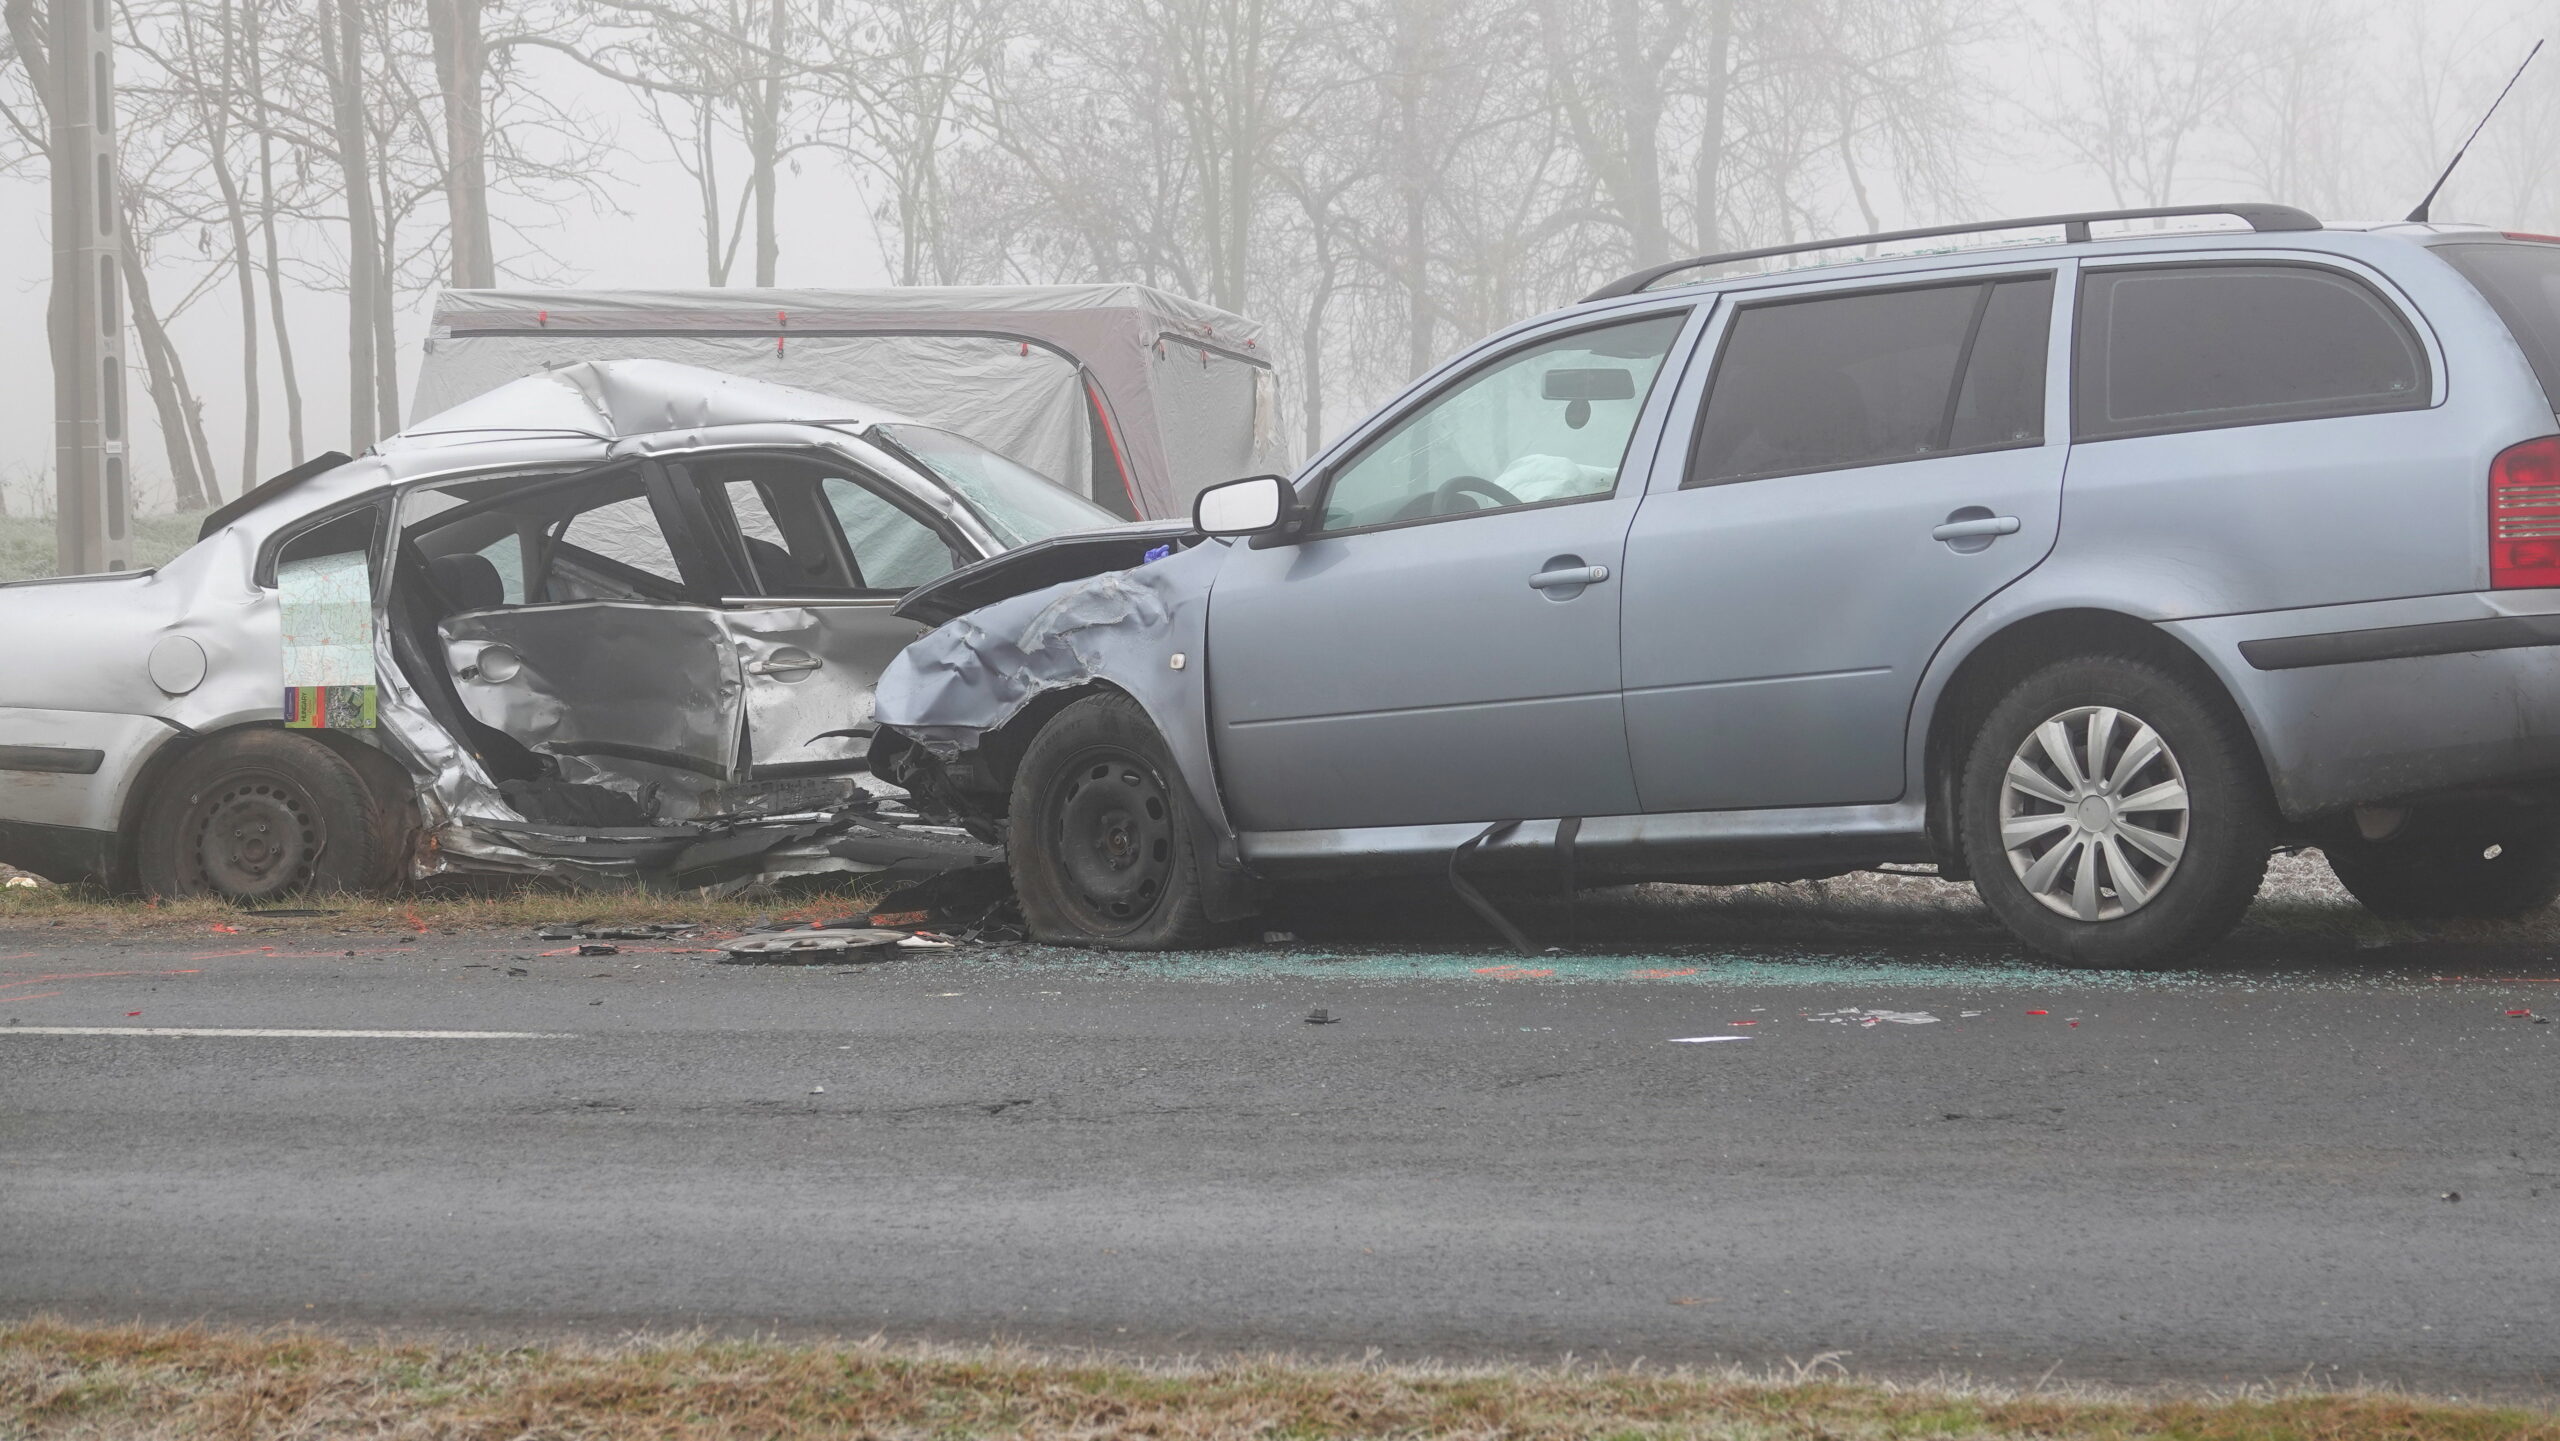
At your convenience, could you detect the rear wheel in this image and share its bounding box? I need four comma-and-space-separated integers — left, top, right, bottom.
1959, 656, 2273, 967
137, 729, 404, 901
1008, 693, 1222, 949
2322, 809, 2560, 920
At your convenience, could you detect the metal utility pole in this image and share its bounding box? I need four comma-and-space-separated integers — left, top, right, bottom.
49, 0, 130, 574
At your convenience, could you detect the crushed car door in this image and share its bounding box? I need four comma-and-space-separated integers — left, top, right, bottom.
672, 453, 970, 777
428, 460, 749, 782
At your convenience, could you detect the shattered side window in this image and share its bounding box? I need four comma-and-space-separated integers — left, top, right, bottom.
1318, 312, 1687, 532
474, 534, 527, 605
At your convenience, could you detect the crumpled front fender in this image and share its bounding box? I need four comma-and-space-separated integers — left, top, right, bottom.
872, 539, 1236, 853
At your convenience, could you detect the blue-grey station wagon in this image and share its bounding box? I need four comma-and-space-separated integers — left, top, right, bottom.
875, 203, 2560, 966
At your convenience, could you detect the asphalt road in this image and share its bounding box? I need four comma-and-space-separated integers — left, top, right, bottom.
5, 883, 2559, 1391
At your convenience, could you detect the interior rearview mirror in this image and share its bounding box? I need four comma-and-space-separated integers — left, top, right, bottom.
1193, 473, 1294, 537
1541, 367, 1635, 402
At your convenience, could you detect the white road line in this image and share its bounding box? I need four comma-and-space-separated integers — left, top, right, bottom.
0, 1026, 575, 1039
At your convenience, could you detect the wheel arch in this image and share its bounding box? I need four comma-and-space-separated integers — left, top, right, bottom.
113, 722, 421, 894
1919, 607, 2273, 875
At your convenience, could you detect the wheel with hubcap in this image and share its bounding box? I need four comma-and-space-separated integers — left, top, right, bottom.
137, 729, 405, 901
1008, 693, 1223, 948
1960, 656, 2273, 966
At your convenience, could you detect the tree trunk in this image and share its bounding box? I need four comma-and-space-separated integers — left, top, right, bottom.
321, 0, 379, 450
427, 0, 494, 287
1299, 256, 1333, 456
373, 156, 400, 435
206, 0, 261, 494
247, 0, 303, 463
1609, 0, 1667, 265
751, 0, 785, 285
119, 248, 212, 510
1691, 0, 1733, 251
1393, 12, 1433, 379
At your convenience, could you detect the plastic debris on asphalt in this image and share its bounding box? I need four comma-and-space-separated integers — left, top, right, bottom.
717, 928, 915, 963
863, 867, 1024, 943
1305, 1007, 1340, 1025
535, 921, 701, 942
1808, 1007, 1940, 1026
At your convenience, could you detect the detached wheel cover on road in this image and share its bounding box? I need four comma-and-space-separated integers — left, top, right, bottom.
1999, 705, 2191, 921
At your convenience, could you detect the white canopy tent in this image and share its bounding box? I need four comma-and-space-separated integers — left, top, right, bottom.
412, 285, 1291, 520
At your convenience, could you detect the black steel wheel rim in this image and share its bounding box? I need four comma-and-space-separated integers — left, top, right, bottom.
1043, 743, 1175, 935
189, 770, 322, 896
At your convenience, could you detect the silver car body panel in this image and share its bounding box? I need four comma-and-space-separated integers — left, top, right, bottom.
0, 360, 1039, 885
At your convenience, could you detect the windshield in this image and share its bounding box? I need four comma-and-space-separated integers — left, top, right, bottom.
871, 424, 1120, 548
2439, 242, 2560, 410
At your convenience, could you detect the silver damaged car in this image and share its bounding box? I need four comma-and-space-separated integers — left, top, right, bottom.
0, 359, 1133, 898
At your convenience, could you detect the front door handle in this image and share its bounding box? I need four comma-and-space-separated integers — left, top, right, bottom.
747, 651, 824, 680
1931, 515, 2020, 541
1529, 564, 1611, 591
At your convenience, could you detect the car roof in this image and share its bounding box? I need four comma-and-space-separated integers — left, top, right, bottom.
200, 360, 932, 543
387, 358, 920, 446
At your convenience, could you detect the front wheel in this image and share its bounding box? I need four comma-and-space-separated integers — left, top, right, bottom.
1959, 656, 2274, 967
2322, 809, 2560, 920
1007, 693, 1225, 949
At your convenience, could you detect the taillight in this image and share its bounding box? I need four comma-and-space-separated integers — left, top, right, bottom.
2501, 232, 2560, 244
2491, 436, 2560, 588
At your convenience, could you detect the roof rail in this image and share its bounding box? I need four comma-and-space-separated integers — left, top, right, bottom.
1581, 203, 2323, 303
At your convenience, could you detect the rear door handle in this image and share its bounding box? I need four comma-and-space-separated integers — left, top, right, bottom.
1528, 564, 1611, 590
1931, 515, 2020, 541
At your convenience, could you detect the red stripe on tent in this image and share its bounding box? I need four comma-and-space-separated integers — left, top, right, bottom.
1085, 376, 1140, 518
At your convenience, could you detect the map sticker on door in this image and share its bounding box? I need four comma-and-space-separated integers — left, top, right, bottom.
279, 548, 377, 728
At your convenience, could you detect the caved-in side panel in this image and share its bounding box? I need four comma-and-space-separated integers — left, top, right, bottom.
440, 602, 744, 780
722, 602, 928, 774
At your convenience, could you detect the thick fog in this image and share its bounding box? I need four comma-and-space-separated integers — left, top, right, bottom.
0, 0, 2552, 520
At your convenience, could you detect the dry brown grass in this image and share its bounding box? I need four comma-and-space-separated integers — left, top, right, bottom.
0, 884, 896, 937
3, 1319, 2554, 1440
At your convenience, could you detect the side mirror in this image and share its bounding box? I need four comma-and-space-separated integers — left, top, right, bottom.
1192, 473, 1296, 537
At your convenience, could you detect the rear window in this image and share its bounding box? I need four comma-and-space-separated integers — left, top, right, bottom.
2075, 264, 2429, 441
1689, 273, 2053, 485
2436, 242, 2560, 411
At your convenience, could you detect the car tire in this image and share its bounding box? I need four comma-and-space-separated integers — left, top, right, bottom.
137, 729, 403, 902
1008, 692, 1224, 949
2321, 810, 2560, 920
1959, 655, 2273, 967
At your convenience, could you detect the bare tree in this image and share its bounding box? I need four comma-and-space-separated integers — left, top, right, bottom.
2031, 0, 2267, 208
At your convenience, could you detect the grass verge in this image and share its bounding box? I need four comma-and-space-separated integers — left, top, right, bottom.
0, 884, 897, 936
3, 1319, 2552, 1440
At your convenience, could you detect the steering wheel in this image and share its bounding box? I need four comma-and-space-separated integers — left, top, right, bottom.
1382, 473, 1515, 524
1436, 474, 1521, 512
1389, 474, 1521, 521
